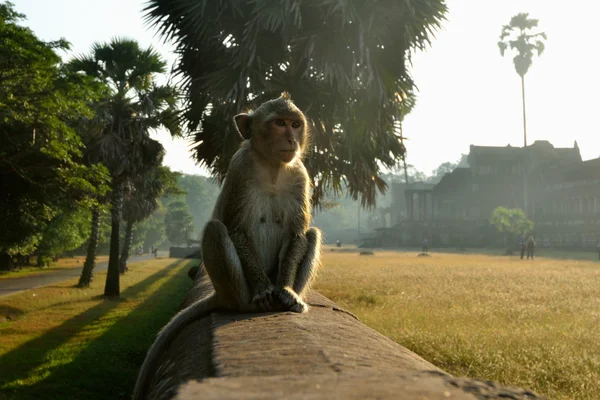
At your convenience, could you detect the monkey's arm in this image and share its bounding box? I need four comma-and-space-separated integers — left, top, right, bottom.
273, 231, 310, 313
230, 230, 276, 310
276, 233, 308, 288
276, 176, 311, 292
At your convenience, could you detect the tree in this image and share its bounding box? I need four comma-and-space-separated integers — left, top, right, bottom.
176, 175, 220, 234
164, 201, 193, 246
498, 13, 546, 145
35, 207, 91, 266
136, 205, 168, 252
69, 38, 181, 296
429, 162, 456, 184
144, 0, 447, 207
498, 13, 546, 214
119, 166, 181, 273
0, 2, 109, 269
489, 206, 534, 254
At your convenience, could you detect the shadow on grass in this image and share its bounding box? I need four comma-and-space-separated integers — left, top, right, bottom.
0, 259, 194, 400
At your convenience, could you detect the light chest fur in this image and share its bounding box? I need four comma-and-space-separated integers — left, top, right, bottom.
242, 164, 303, 273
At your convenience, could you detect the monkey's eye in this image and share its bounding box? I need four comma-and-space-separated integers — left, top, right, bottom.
291, 121, 302, 129
274, 119, 286, 127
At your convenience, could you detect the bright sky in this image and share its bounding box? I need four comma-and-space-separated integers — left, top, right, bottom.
13, 0, 600, 176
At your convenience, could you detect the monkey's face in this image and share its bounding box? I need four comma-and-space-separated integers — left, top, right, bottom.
265, 117, 305, 164
234, 93, 308, 166
255, 116, 305, 164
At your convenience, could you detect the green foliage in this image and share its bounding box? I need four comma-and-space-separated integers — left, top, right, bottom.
164, 201, 193, 246
68, 37, 181, 189
498, 13, 546, 77
123, 166, 181, 225
489, 206, 534, 237
176, 175, 220, 233
136, 205, 168, 250
0, 1, 109, 258
36, 207, 91, 264
144, 0, 448, 206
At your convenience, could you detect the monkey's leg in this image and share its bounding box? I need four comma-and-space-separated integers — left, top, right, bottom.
202, 220, 253, 309
275, 228, 322, 313
293, 227, 322, 298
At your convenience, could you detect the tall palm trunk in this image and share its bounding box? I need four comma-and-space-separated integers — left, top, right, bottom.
119, 218, 134, 274
78, 206, 101, 287
521, 74, 528, 215
104, 182, 123, 297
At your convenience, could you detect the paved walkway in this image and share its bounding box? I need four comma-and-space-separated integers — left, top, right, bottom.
0, 252, 166, 299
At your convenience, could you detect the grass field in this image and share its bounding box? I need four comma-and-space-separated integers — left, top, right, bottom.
0, 255, 110, 280
1, 249, 598, 400
313, 247, 600, 400
0, 257, 196, 400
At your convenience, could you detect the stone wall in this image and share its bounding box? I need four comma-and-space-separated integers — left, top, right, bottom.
137, 267, 546, 400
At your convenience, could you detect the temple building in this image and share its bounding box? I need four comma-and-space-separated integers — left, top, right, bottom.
370, 140, 600, 249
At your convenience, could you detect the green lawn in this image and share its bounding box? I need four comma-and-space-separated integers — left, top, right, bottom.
0, 257, 196, 400
0, 255, 110, 280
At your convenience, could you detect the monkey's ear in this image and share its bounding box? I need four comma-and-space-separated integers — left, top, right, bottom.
234, 113, 252, 140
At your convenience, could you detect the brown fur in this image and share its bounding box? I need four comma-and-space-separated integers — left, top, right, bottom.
133, 93, 322, 400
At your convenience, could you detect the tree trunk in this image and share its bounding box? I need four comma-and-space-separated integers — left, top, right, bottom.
104, 183, 123, 298
521, 75, 528, 215
78, 206, 101, 287
521, 75, 527, 147
119, 218, 134, 274
0, 252, 12, 271
36, 253, 46, 268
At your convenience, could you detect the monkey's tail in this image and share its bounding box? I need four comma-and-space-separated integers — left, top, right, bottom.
132, 293, 220, 400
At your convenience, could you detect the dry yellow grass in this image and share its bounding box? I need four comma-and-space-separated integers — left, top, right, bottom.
313, 247, 600, 400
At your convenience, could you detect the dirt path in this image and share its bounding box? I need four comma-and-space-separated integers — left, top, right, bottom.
0, 252, 166, 299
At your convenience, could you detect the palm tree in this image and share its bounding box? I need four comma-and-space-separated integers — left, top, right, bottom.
69, 38, 181, 296
395, 89, 416, 186
119, 166, 179, 274
143, 0, 447, 207
498, 13, 546, 147
498, 13, 546, 214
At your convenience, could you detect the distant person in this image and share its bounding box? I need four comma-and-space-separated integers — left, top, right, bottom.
422, 237, 429, 253
597, 241, 600, 261
336, 240, 341, 248
519, 235, 526, 259
526, 236, 536, 260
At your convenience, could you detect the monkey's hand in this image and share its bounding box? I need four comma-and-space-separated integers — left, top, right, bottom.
252, 284, 278, 312
274, 286, 308, 313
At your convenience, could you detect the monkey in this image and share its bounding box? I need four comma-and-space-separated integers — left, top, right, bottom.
132, 92, 322, 400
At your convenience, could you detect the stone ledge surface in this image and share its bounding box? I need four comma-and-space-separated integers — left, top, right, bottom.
143, 268, 545, 400
175, 372, 541, 400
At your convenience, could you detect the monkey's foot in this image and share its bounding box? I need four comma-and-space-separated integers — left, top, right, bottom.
252, 284, 277, 312
274, 287, 308, 313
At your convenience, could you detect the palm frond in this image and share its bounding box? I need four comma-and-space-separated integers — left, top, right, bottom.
143, 0, 448, 206
498, 12, 546, 77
